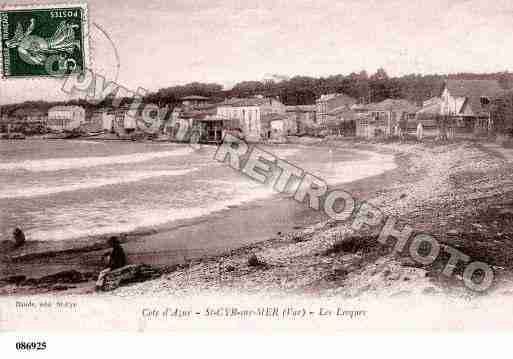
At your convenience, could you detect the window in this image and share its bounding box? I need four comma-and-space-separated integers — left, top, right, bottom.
480, 97, 490, 106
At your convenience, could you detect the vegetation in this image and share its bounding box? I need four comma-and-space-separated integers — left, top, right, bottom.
3, 69, 513, 134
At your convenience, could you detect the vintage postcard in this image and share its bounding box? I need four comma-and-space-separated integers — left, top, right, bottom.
2, 0, 513, 353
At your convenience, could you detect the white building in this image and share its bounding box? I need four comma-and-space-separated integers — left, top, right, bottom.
101, 110, 114, 131
217, 97, 286, 142
47, 106, 85, 131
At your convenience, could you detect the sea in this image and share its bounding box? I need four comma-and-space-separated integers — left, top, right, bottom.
0, 139, 395, 244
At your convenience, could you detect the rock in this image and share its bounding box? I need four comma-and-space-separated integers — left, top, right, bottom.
422, 286, 438, 295
332, 265, 349, 277
53, 285, 76, 291
499, 208, 513, 217
390, 290, 411, 297
38, 270, 87, 284
398, 257, 426, 268
225, 265, 236, 272
247, 254, 266, 268
99, 264, 162, 292
12, 227, 26, 247
284, 231, 312, 242
20, 278, 38, 287
387, 272, 401, 281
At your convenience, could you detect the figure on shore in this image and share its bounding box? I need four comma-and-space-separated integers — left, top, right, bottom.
95, 236, 127, 290
416, 122, 424, 141
12, 227, 26, 248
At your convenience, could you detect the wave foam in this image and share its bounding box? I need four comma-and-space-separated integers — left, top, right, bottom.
0, 147, 194, 172
0, 169, 196, 199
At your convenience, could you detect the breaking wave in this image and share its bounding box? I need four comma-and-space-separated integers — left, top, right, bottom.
0, 147, 194, 172
0, 169, 196, 199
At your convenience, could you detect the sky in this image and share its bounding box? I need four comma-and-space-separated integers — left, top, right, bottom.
2, 0, 513, 104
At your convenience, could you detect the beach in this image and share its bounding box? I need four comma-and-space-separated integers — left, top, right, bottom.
0, 138, 395, 293
2, 138, 513, 297
107, 139, 513, 299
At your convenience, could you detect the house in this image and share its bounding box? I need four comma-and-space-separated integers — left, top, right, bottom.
194, 117, 224, 143
414, 80, 505, 135
180, 95, 211, 108
356, 99, 418, 138
216, 97, 286, 142
179, 105, 220, 143
100, 109, 115, 131
440, 80, 504, 134
114, 106, 136, 134
83, 108, 116, 133
325, 106, 358, 136
1, 108, 47, 134
47, 106, 85, 132
286, 105, 316, 134
82, 110, 103, 133
489, 90, 513, 135
261, 113, 290, 142
316, 93, 356, 124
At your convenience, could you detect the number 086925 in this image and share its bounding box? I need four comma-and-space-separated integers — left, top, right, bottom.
15, 341, 47, 351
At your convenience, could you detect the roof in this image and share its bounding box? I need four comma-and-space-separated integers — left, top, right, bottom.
351, 104, 368, 111
416, 98, 442, 117
316, 93, 356, 106
220, 97, 280, 107
408, 118, 438, 129
48, 105, 85, 113
444, 80, 504, 115
180, 95, 210, 101
365, 99, 419, 113
12, 108, 46, 117
218, 98, 244, 106
261, 113, 288, 125
192, 103, 218, 110
180, 108, 216, 119
327, 106, 357, 117
196, 117, 223, 122
286, 105, 316, 112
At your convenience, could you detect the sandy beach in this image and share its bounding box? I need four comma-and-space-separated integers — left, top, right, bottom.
2, 138, 513, 298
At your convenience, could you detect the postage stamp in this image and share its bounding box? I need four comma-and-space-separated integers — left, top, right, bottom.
0, 3, 88, 78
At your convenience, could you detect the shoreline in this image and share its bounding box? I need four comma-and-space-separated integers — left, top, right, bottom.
0, 139, 401, 294
3, 138, 513, 298
108, 139, 513, 298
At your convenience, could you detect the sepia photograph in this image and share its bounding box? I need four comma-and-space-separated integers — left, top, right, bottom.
1, 0, 513, 352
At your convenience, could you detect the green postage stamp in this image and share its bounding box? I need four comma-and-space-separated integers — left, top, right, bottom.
0, 3, 88, 78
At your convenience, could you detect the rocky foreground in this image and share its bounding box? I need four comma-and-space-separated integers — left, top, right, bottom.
105, 139, 513, 299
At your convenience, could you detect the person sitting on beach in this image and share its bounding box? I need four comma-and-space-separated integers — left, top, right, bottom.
12, 227, 26, 248
95, 236, 127, 290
